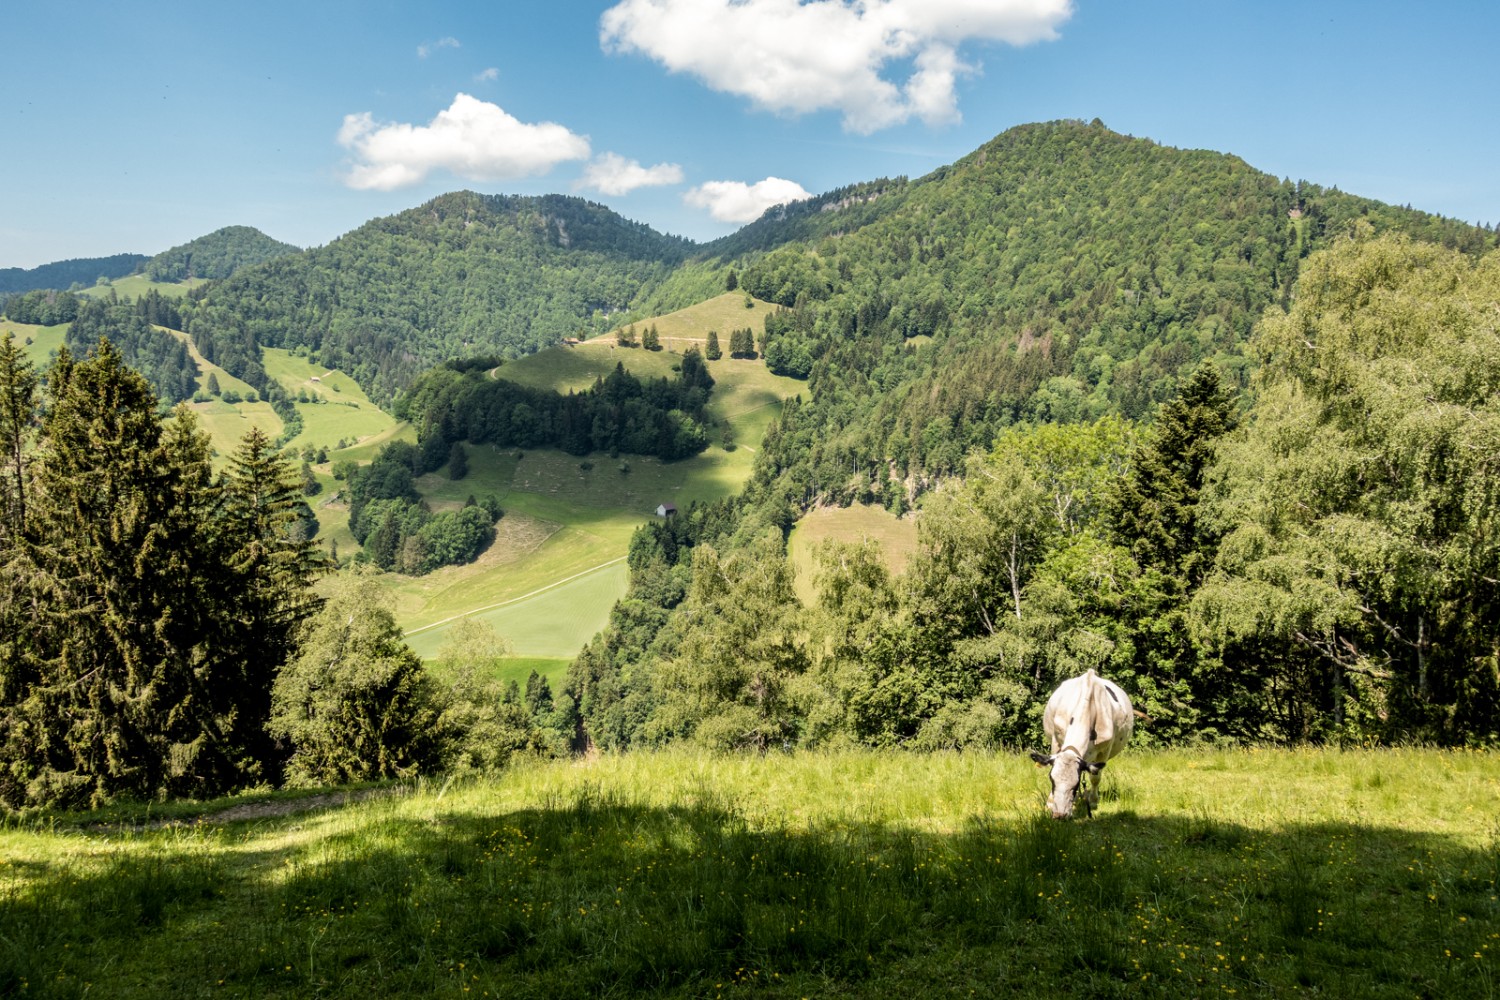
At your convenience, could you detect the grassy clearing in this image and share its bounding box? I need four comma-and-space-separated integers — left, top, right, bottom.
788, 504, 920, 606
261, 348, 396, 456
4, 320, 67, 368
2, 748, 1495, 999
77, 274, 206, 300
403, 559, 628, 662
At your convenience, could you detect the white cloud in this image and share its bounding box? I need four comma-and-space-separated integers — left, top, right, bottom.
684, 177, 813, 223
600, 0, 1071, 133
581, 153, 685, 196
338, 94, 591, 191
417, 36, 461, 58
475, 67, 499, 82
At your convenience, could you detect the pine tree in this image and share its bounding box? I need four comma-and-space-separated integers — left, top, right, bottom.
0, 344, 326, 808
448, 441, 469, 480
214, 426, 327, 780
705, 330, 722, 360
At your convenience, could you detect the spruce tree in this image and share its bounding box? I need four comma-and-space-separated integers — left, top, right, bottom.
8, 341, 222, 806
214, 426, 327, 780
0, 342, 326, 808
1106, 362, 1237, 582
0, 333, 37, 540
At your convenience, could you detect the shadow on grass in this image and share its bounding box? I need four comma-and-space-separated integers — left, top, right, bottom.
3, 789, 1496, 999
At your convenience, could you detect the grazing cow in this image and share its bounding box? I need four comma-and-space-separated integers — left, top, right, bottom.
1030, 669, 1134, 819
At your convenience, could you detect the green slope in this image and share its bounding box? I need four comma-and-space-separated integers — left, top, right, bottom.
188, 192, 695, 407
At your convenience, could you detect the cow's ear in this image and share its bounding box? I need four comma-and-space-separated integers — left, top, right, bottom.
1029, 751, 1054, 767
1083, 760, 1106, 774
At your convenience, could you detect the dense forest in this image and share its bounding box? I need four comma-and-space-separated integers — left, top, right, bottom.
64, 293, 198, 404
185, 192, 695, 406
566, 232, 1499, 750
397, 349, 716, 462
142, 225, 300, 282
559, 122, 1498, 753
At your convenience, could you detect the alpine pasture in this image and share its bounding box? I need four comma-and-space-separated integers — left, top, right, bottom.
172, 292, 802, 665
2, 749, 1495, 998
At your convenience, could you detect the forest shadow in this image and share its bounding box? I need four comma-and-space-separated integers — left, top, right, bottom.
4, 789, 1496, 999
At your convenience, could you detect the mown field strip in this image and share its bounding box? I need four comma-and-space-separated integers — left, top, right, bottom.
403, 556, 627, 636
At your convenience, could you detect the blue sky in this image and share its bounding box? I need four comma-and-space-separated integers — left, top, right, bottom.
2, 0, 1496, 269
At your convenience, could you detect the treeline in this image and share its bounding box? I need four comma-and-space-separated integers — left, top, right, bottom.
564, 235, 1500, 749
398, 350, 716, 463
2, 288, 81, 326
185, 192, 694, 407
0, 335, 567, 810
143, 225, 299, 282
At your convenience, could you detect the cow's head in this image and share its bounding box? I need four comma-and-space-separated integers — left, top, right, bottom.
1030, 749, 1104, 819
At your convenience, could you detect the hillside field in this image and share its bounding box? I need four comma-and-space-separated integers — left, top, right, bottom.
2, 748, 1494, 998
365, 316, 802, 660
78, 274, 206, 300
4, 320, 66, 368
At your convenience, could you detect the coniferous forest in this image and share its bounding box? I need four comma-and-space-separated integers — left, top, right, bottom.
2, 121, 1498, 811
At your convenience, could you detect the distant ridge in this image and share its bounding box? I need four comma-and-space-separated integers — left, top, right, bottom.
0, 253, 146, 295
189, 192, 695, 406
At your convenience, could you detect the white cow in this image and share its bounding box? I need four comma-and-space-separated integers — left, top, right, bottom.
1030, 669, 1134, 819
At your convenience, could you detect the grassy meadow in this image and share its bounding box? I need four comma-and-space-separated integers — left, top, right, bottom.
4, 319, 67, 368
2, 748, 1495, 999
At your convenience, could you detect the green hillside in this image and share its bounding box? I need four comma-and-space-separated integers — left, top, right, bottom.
567, 123, 1500, 755
371, 327, 803, 658
0, 252, 145, 295
79, 273, 206, 300
143, 224, 299, 282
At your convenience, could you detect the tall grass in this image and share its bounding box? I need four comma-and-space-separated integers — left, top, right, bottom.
7, 746, 1494, 998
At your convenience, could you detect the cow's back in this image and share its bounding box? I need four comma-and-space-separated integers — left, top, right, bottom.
1043, 670, 1133, 763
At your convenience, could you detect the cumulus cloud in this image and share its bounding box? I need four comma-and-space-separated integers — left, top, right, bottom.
338, 94, 591, 191
600, 0, 1072, 133
580, 153, 685, 196
475, 67, 499, 82
685, 177, 813, 223
417, 36, 461, 58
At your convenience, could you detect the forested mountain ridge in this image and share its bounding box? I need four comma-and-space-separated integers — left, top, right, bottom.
143, 225, 300, 282
186, 192, 696, 407
718, 120, 1494, 507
